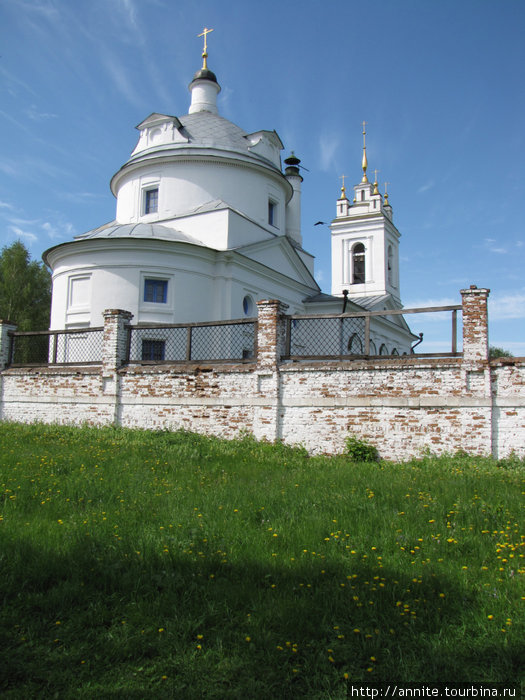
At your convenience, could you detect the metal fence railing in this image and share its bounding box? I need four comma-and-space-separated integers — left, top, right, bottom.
4, 305, 462, 367
282, 305, 462, 360
127, 319, 257, 364
7, 327, 104, 366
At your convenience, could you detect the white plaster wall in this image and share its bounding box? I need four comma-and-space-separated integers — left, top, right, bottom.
331, 216, 400, 300
114, 159, 290, 239
47, 238, 318, 330
48, 241, 218, 328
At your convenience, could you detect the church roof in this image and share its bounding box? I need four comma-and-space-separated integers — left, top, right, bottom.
74, 221, 203, 245
349, 295, 394, 310
191, 67, 218, 84
179, 111, 252, 153
128, 111, 283, 167
124, 111, 284, 173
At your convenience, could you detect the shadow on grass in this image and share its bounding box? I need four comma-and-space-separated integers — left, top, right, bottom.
1, 533, 522, 699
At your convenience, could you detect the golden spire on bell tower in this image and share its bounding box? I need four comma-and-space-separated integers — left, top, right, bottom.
340, 174, 347, 199
384, 181, 390, 205
198, 26, 214, 70
361, 120, 368, 183
373, 169, 380, 195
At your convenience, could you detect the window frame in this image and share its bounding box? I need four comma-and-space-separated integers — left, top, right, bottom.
143, 187, 159, 215
143, 278, 168, 304
268, 198, 278, 227
141, 338, 166, 362
352, 242, 366, 284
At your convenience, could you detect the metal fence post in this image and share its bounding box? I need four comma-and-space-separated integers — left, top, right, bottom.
451, 309, 457, 354
186, 325, 193, 361
364, 315, 370, 355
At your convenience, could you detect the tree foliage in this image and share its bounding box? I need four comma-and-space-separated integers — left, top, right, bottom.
0, 240, 51, 330
489, 346, 513, 359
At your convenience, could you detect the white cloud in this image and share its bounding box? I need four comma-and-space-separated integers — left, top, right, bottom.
417, 180, 434, 194
41, 220, 76, 240
318, 133, 339, 172
101, 50, 144, 108
483, 238, 508, 254
403, 296, 458, 310
41, 222, 60, 239
0, 65, 37, 98
9, 225, 38, 244
489, 292, 525, 320
13, 0, 60, 19
25, 105, 58, 121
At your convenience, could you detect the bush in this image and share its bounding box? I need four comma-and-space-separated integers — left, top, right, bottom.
345, 435, 379, 462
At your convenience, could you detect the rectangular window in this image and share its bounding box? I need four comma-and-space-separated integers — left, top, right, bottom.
141, 339, 165, 361
144, 188, 158, 214
268, 200, 276, 226
144, 278, 167, 303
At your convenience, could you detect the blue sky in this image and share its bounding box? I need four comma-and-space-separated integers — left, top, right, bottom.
1, 0, 524, 354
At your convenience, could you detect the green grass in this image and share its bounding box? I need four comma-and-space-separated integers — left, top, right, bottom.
0, 422, 523, 698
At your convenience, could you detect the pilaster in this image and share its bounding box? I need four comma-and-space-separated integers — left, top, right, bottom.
256, 299, 288, 369
254, 300, 288, 443
102, 309, 133, 375
461, 286, 490, 365
0, 319, 17, 370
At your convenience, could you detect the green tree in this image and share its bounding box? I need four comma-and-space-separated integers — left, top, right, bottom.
0, 240, 51, 330
489, 346, 513, 359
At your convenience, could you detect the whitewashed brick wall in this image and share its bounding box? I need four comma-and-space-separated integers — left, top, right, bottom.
1, 290, 524, 460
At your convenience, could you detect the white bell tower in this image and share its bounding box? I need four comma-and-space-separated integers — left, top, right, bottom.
330, 124, 401, 306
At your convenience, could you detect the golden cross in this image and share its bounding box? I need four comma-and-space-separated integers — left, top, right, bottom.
373, 168, 379, 183
384, 181, 390, 195
198, 27, 214, 55
340, 174, 347, 197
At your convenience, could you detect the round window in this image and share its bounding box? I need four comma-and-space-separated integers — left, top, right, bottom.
242, 295, 254, 316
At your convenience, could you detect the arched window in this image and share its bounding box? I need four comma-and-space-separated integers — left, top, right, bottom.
392, 348, 399, 356
369, 340, 377, 355
347, 333, 363, 354
379, 343, 388, 355
352, 243, 365, 284
387, 245, 393, 286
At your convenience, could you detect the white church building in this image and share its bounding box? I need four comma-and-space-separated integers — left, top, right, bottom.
43, 38, 417, 357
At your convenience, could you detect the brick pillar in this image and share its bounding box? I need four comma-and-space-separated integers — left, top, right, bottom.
461, 286, 490, 364
256, 299, 288, 368
102, 309, 133, 375
0, 319, 17, 369
253, 300, 288, 444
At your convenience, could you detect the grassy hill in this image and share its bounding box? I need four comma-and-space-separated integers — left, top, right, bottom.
0, 423, 523, 697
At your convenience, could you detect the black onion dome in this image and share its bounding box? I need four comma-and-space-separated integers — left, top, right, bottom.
191, 67, 218, 84
284, 152, 301, 167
